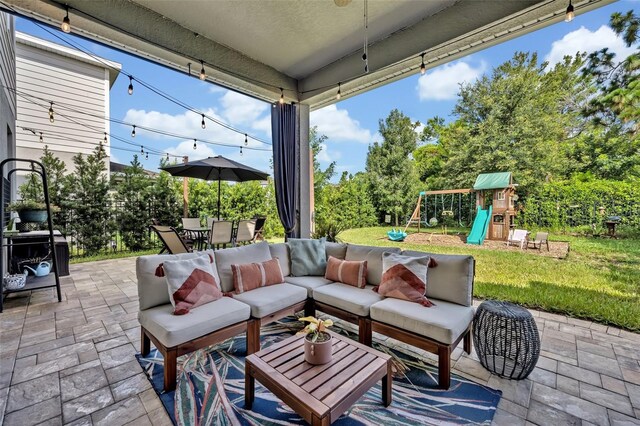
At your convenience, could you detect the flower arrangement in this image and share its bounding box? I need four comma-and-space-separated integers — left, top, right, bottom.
297, 316, 333, 343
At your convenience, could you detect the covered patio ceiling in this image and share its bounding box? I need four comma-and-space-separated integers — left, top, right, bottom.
5, 0, 613, 109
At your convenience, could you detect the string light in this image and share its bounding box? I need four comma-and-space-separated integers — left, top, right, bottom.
166, 153, 169, 160
240, 146, 243, 156
336, 83, 341, 100
48, 102, 54, 123
193, 139, 197, 149
140, 145, 144, 154
128, 76, 134, 95
199, 61, 206, 80
420, 53, 426, 75
131, 125, 136, 137
60, 7, 71, 33
145, 152, 149, 160
39, 132, 43, 143
103, 132, 108, 145
279, 88, 284, 104
244, 133, 248, 146
201, 114, 206, 129
565, 0, 574, 22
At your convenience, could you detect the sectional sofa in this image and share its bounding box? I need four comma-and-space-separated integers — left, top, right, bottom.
136, 241, 475, 391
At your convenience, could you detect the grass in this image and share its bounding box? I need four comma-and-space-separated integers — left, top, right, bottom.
339, 226, 640, 331
70, 248, 160, 264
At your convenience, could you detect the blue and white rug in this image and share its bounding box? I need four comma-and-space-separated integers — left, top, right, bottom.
137, 319, 501, 425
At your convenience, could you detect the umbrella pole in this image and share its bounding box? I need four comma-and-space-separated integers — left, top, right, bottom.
183, 156, 189, 218
217, 178, 221, 220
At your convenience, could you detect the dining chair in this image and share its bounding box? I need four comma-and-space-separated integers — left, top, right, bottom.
252, 217, 266, 242
150, 225, 191, 254
208, 220, 234, 249
235, 219, 257, 246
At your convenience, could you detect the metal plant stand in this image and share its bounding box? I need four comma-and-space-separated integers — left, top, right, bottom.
473, 300, 540, 379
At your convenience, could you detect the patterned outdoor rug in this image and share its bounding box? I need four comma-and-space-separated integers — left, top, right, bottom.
136, 319, 501, 425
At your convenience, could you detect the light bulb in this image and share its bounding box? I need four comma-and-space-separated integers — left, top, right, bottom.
240, 146, 243, 156
279, 88, 284, 104
39, 132, 43, 143
201, 114, 206, 129
199, 61, 206, 80
145, 152, 149, 160
166, 153, 169, 160
61, 10, 70, 33
565, 1, 575, 22
420, 53, 426, 75
48, 102, 54, 123
103, 133, 108, 144
140, 145, 144, 154
244, 134, 248, 146
336, 83, 341, 100
131, 125, 136, 137
128, 76, 133, 95
193, 139, 197, 149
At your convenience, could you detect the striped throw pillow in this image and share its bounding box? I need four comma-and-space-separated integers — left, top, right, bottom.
162, 254, 223, 315
374, 252, 434, 307
324, 256, 367, 288
231, 258, 284, 294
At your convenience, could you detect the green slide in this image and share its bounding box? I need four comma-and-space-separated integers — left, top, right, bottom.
467, 205, 492, 245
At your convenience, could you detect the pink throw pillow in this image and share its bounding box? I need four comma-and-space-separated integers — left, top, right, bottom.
324, 256, 367, 288
374, 253, 434, 307
231, 258, 284, 294
161, 255, 223, 315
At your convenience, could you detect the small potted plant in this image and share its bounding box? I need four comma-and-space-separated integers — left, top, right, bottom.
8, 200, 49, 223
298, 316, 334, 365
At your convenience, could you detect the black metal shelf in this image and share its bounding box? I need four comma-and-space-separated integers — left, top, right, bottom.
1, 158, 62, 313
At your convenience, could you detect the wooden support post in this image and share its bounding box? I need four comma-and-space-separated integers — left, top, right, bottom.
247, 319, 261, 354
438, 346, 451, 389
358, 317, 372, 346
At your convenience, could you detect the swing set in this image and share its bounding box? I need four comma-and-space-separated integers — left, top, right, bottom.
404, 189, 475, 233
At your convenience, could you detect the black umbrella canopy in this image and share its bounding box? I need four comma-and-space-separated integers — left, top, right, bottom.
160, 155, 269, 181
161, 155, 270, 220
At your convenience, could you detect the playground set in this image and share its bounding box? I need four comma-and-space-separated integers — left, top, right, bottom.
388, 172, 517, 245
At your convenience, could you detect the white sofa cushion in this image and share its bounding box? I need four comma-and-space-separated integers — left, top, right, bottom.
325, 242, 347, 260
214, 242, 272, 293
402, 250, 474, 307
232, 283, 307, 318
312, 283, 384, 317
138, 297, 250, 348
345, 244, 402, 285
136, 250, 219, 311
269, 243, 291, 277
284, 276, 334, 296
370, 298, 474, 345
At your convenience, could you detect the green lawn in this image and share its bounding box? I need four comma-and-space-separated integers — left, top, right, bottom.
340, 226, 640, 331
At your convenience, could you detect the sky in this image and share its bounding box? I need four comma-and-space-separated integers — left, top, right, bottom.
15, 1, 638, 179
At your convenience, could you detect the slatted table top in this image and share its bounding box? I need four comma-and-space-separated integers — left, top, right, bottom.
245, 330, 392, 425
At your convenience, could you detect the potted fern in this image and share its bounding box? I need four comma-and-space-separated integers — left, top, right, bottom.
298, 316, 334, 364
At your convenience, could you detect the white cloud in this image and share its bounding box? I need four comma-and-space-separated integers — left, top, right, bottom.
310, 105, 373, 144
316, 142, 341, 164
545, 25, 636, 66
417, 61, 486, 101
208, 85, 227, 94
219, 91, 269, 126
166, 140, 216, 159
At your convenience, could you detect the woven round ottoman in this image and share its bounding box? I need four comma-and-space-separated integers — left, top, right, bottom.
472, 300, 540, 379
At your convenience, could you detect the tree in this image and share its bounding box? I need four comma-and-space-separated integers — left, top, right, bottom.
66, 146, 114, 255
420, 52, 588, 193
149, 157, 183, 227
115, 155, 152, 251
365, 109, 420, 225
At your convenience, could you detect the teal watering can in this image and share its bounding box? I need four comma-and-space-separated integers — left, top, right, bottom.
23, 261, 51, 277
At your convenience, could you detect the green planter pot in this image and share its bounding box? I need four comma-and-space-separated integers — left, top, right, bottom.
18, 209, 48, 223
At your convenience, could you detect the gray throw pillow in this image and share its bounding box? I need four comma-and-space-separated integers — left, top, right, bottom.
287, 238, 327, 276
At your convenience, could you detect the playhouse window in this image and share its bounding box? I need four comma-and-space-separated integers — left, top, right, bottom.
496, 191, 505, 201
493, 215, 504, 223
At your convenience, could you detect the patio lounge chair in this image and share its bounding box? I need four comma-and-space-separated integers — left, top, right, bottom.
150, 225, 191, 254
252, 217, 266, 242
507, 229, 529, 249
529, 231, 550, 251
208, 220, 234, 249
235, 219, 256, 246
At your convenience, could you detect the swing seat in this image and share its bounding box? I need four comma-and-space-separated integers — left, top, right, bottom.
387, 230, 407, 241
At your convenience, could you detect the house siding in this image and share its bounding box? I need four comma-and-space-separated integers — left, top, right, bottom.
15, 33, 119, 176
0, 12, 16, 163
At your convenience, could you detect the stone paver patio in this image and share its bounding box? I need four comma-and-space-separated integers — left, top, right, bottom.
0, 257, 639, 425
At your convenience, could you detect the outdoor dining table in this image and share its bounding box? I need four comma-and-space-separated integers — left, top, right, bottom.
184, 227, 209, 250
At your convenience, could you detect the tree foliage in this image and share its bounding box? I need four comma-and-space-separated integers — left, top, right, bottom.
114, 155, 152, 251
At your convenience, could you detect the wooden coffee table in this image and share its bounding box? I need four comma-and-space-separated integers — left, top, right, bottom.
245, 330, 392, 425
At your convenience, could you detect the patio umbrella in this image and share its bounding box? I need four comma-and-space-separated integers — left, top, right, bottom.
161, 155, 269, 220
